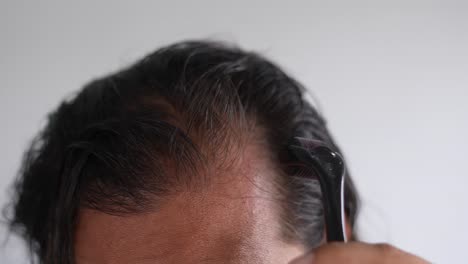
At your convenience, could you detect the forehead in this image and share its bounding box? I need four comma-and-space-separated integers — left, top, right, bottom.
74, 148, 304, 263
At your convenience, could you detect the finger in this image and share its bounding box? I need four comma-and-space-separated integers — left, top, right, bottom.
289, 242, 430, 264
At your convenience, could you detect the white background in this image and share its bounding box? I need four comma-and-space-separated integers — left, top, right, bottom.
1, 1, 467, 263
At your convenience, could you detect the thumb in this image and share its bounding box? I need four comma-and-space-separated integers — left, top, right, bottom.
288, 242, 430, 264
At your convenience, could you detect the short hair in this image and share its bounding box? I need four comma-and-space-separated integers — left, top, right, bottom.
7, 41, 359, 263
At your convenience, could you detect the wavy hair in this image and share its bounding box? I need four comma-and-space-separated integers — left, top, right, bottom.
7, 41, 359, 263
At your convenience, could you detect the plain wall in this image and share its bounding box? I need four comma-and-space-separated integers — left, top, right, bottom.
1, 1, 467, 263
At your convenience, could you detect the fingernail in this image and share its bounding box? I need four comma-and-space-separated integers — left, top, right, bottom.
289, 252, 315, 264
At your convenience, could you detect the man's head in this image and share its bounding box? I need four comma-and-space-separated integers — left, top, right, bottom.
9, 41, 358, 263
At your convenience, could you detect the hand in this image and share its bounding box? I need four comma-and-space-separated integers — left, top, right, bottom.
289, 242, 430, 264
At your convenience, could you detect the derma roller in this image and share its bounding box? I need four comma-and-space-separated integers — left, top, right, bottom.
288, 137, 347, 242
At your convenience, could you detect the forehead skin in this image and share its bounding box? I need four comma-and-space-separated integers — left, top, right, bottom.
74, 144, 307, 263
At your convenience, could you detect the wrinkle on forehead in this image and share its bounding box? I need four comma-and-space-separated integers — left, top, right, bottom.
74, 143, 305, 263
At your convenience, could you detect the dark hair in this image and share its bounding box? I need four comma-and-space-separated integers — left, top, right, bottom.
7, 40, 359, 263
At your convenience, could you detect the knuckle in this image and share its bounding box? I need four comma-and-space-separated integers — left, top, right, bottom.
376, 243, 399, 258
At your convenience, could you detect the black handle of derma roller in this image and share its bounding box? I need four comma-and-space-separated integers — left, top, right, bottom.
288, 137, 346, 242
